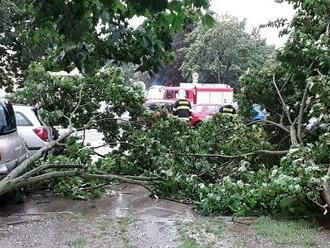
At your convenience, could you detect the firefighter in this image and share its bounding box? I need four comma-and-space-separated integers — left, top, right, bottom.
219, 104, 237, 115
173, 89, 192, 121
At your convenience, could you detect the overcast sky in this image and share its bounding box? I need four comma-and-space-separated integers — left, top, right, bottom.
210, 0, 295, 47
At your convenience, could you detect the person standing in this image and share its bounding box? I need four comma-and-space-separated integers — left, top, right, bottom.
219, 104, 237, 115
173, 89, 192, 121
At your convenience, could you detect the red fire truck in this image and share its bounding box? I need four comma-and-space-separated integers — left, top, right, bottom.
161, 84, 234, 105
146, 84, 235, 127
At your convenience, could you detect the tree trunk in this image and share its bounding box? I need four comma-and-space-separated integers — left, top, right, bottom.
223, 62, 231, 84
290, 125, 299, 147
217, 69, 222, 84
323, 165, 330, 212
216, 55, 223, 84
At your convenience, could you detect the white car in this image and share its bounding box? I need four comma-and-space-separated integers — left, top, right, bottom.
13, 105, 52, 151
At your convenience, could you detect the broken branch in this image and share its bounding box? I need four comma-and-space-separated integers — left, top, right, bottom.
297, 82, 310, 144
247, 120, 290, 133
180, 149, 289, 159
272, 75, 293, 125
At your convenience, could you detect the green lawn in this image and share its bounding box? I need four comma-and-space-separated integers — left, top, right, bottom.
254, 217, 323, 247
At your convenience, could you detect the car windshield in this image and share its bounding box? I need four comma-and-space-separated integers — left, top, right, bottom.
0, 101, 16, 135
193, 105, 220, 113
145, 102, 174, 112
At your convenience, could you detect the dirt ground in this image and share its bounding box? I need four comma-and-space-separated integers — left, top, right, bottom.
0, 185, 329, 248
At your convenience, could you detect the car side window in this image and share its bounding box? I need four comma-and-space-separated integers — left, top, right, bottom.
0, 102, 16, 134
250, 108, 259, 118
15, 112, 32, 126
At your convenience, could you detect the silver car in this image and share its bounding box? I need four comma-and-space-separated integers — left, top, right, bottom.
13, 105, 53, 152
0, 100, 28, 176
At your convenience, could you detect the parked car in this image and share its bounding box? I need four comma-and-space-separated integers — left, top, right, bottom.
251, 105, 268, 121
191, 104, 222, 127
13, 105, 53, 151
144, 100, 175, 113
0, 100, 28, 176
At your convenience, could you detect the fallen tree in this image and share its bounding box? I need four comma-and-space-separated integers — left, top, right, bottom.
1, 72, 159, 198
1, 0, 329, 218
1, 70, 328, 217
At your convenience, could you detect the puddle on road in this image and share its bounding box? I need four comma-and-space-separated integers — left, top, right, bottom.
0, 184, 193, 219
1, 185, 329, 248
0, 185, 193, 248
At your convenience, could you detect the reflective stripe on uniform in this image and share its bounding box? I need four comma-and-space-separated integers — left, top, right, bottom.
178, 100, 189, 105
179, 117, 190, 121
176, 106, 191, 110
222, 108, 234, 112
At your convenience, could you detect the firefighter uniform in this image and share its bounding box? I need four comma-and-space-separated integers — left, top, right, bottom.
173, 99, 192, 121
219, 105, 237, 115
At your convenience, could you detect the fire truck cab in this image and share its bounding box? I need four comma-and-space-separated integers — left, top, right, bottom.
162, 84, 234, 106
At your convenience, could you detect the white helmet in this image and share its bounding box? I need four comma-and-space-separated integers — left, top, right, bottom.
178, 89, 186, 99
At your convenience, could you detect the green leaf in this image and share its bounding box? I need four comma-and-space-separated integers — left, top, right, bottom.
168, 0, 182, 10
202, 13, 215, 28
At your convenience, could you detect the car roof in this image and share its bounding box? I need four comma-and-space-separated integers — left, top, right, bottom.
145, 100, 175, 104
12, 104, 43, 127
12, 104, 36, 110
0, 99, 10, 105
193, 104, 222, 106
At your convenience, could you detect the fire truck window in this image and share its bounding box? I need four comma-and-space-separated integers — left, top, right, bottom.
166, 91, 175, 99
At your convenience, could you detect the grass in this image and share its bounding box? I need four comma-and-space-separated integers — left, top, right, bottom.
72, 237, 87, 248
117, 218, 134, 248
99, 219, 113, 232
203, 219, 225, 237
178, 221, 203, 248
118, 218, 133, 233
177, 219, 216, 248
179, 239, 205, 248
254, 217, 322, 247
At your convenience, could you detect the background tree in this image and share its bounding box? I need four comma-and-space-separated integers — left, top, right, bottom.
0, 0, 39, 90
0, 0, 213, 90
180, 16, 274, 84
238, 0, 330, 210
149, 28, 192, 86
239, 0, 330, 147
0, 0, 212, 197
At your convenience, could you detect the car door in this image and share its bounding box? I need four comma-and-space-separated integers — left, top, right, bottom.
0, 101, 27, 172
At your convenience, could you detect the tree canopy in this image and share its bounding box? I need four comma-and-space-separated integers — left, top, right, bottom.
180, 16, 274, 84
239, 0, 330, 145
0, 0, 213, 89
1, 0, 330, 217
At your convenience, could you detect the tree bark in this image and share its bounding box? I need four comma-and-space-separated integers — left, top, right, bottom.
272, 75, 293, 126
180, 149, 289, 159
322, 165, 330, 213
217, 67, 222, 84
223, 62, 231, 84
297, 82, 310, 145
272, 75, 300, 147
0, 170, 158, 196
248, 120, 290, 133
290, 125, 299, 147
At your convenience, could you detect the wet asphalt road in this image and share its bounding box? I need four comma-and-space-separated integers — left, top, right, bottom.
1, 130, 330, 247
1, 185, 330, 248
